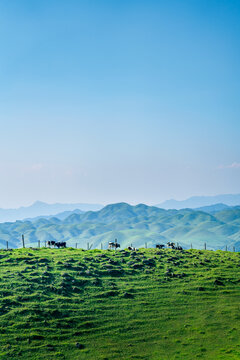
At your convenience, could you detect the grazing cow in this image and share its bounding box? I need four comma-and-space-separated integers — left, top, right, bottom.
55, 241, 66, 248
47, 240, 56, 247
156, 244, 165, 249
108, 241, 120, 250
128, 246, 136, 251
167, 242, 183, 250
167, 242, 176, 249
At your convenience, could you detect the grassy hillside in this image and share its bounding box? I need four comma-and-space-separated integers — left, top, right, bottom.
0, 247, 239, 359
1, 203, 240, 250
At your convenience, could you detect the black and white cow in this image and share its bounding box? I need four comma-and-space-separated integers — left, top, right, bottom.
108, 241, 120, 250
128, 246, 137, 251
167, 242, 182, 250
47, 241, 66, 248
167, 242, 176, 249
55, 241, 66, 248
156, 244, 165, 249
47, 240, 56, 247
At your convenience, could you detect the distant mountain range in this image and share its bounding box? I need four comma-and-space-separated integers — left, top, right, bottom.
0, 201, 103, 223
195, 203, 231, 213
24, 209, 85, 222
156, 194, 240, 209
1, 194, 239, 223
1, 202, 240, 251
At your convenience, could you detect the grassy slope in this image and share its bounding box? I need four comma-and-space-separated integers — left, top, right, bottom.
0, 248, 239, 360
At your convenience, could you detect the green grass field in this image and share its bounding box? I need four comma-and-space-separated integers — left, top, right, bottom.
0, 247, 239, 359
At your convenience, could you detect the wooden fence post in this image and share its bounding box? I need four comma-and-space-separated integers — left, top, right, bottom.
45, 241, 46, 247
204, 242, 206, 250
38, 240, 40, 248
76, 243, 77, 249
87, 242, 89, 250
191, 243, 192, 249
101, 243, 103, 250
225, 245, 227, 251
22, 234, 25, 248
145, 242, 147, 249
6, 241, 8, 250
233, 246, 235, 252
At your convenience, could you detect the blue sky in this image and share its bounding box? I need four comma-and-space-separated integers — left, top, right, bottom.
0, 0, 240, 207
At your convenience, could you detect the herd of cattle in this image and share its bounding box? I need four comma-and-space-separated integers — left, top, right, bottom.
108, 241, 183, 251
46, 240, 182, 250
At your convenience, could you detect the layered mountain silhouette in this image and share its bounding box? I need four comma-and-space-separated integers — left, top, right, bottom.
1, 202, 240, 251
1, 194, 239, 223
0, 201, 103, 223
156, 194, 240, 209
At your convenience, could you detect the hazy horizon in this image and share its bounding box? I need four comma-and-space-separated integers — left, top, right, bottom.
0, 1, 239, 208
1, 192, 240, 210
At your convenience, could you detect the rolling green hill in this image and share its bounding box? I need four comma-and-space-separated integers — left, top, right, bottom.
0, 203, 240, 250
0, 247, 239, 359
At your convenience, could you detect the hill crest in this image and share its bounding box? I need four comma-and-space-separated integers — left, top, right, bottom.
1, 202, 240, 251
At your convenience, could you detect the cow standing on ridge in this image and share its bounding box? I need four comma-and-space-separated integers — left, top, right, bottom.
108, 241, 120, 250
156, 244, 165, 249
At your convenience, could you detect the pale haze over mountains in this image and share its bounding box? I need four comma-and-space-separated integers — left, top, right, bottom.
0, 201, 102, 223
156, 194, 240, 210
1, 202, 240, 251
0, 194, 240, 223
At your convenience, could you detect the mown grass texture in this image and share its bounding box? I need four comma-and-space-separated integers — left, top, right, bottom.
0, 248, 239, 359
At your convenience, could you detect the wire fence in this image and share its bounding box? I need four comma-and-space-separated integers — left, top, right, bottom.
0, 237, 238, 252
